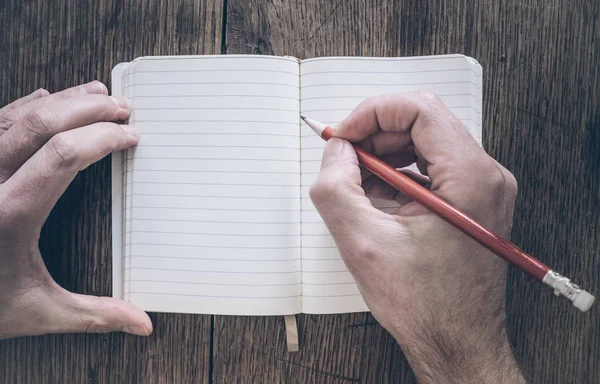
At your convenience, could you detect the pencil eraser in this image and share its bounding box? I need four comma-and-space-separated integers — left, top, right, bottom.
573, 291, 595, 312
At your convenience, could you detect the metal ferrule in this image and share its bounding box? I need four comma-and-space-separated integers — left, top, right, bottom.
543, 270, 582, 301
542, 270, 595, 312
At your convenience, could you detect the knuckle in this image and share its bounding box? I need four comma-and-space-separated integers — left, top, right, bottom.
502, 169, 518, 196
55, 88, 78, 100
102, 96, 123, 117
35, 88, 50, 97
416, 89, 441, 103
309, 177, 335, 203
22, 108, 55, 138
309, 167, 353, 205
483, 160, 518, 198
0, 113, 11, 131
414, 90, 449, 120
353, 239, 378, 261
46, 133, 79, 166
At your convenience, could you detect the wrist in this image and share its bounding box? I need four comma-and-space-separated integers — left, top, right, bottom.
392, 328, 525, 384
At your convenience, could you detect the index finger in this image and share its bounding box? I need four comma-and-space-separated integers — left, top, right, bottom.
0, 88, 49, 114
333, 91, 515, 222
334, 91, 484, 166
0, 81, 108, 131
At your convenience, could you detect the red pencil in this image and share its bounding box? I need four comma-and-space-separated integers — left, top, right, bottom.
301, 115, 595, 312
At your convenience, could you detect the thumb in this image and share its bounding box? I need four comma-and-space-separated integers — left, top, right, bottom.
52, 290, 153, 336
29, 284, 153, 337
1, 277, 152, 339
309, 138, 384, 238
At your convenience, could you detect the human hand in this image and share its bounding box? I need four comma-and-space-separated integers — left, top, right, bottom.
0, 82, 152, 340
310, 92, 524, 383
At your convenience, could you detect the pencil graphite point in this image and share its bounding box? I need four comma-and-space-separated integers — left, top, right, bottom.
300, 115, 327, 136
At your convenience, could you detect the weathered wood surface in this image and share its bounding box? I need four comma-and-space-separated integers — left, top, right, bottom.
1, 0, 598, 382
0, 0, 222, 382
221, 1, 600, 383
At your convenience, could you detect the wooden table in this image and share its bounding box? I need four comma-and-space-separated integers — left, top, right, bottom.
1, 0, 598, 382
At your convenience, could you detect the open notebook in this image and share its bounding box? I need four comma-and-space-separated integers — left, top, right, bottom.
111, 54, 482, 316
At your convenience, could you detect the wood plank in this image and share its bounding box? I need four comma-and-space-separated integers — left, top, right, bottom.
0, 0, 222, 382
213, 314, 366, 382
221, 0, 600, 382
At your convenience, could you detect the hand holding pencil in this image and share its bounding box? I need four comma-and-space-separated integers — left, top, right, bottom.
305, 91, 593, 382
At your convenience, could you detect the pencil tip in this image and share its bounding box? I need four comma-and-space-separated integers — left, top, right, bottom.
300, 115, 307, 121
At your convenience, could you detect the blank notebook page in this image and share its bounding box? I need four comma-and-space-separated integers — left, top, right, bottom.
118, 56, 302, 315
300, 55, 482, 314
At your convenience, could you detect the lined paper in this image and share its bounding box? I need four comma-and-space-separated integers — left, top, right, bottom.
118, 56, 302, 315
112, 54, 483, 316
300, 55, 482, 314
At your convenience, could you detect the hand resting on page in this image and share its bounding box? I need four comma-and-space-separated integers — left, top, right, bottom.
309, 91, 526, 383
0, 82, 151, 339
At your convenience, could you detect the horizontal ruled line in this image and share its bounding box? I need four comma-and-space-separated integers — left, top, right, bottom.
126, 220, 300, 224
133, 94, 299, 100
125, 81, 299, 89
131, 279, 300, 286
302, 81, 479, 88
130, 243, 300, 249
136, 145, 299, 149
129, 292, 300, 299
129, 69, 298, 75
131, 206, 299, 211
130, 254, 301, 261
128, 230, 297, 237
302, 105, 478, 113
303, 294, 362, 298
134, 107, 299, 112
129, 169, 298, 175
130, 267, 300, 273
129, 157, 300, 161
133, 120, 298, 124
131, 194, 299, 200
301, 68, 478, 75
127, 219, 299, 224
138, 132, 299, 137
301, 93, 478, 101
128, 194, 299, 199
131, 182, 300, 187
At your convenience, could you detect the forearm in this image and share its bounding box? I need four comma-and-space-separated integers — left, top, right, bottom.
396, 330, 525, 384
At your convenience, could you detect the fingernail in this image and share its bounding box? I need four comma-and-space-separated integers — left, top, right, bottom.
81, 80, 107, 94
120, 125, 139, 138
124, 324, 150, 336
110, 96, 132, 110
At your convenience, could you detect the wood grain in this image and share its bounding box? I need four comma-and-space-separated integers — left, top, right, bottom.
221, 0, 600, 383
0, 0, 222, 382
1, 0, 598, 382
